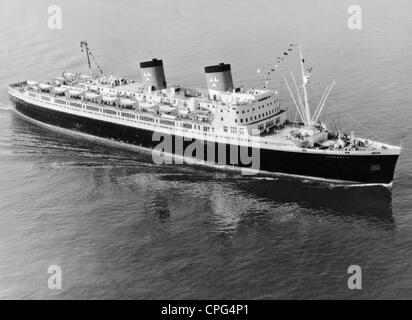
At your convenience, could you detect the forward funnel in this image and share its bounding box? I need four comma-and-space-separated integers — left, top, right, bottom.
139, 58, 167, 91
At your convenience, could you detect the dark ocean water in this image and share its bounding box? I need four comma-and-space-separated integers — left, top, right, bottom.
1, 0, 412, 299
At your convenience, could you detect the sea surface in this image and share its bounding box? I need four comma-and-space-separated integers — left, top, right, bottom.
0, 0, 412, 299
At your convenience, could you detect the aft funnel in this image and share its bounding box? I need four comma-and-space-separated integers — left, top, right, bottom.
139, 58, 167, 91
204, 63, 234, 92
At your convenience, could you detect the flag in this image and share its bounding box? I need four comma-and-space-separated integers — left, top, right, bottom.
303, 67, 313, 85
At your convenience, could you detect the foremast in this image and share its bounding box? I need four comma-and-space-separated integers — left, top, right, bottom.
283, 44, 335, 130
299, 45, 311, 128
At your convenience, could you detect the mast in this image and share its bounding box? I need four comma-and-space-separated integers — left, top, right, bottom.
80, 41, 93, 77
299, 45, 311, 128
279, 44, 335, 129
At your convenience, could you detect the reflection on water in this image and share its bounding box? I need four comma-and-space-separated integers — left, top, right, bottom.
240, 179, 394, 223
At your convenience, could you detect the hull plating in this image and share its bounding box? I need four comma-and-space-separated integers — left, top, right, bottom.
10, 96, 399, 184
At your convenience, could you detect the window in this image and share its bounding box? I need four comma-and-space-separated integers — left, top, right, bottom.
55, 99, 66, 105
230, 127, 237, 134
82, 105, 96, 111
121, 112, 135, 119
182, 123, 192, 129
103, 109, 116, 115
70, 102, 83, 108
223, 126, 228, 132
160, 119, 175, 126
140, 115, 155, 122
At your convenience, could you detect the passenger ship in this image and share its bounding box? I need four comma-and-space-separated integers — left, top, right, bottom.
8, 42, 401, 185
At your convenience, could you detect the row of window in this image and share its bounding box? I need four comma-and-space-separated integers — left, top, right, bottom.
160, 119, 175, 126
223, 126, 246, 135
257, 96, 270, 102
140, 115, 155, 123
70, 102, 82, 109
121, 112, 135, 119
258, 118, 279, 131
103, 109, 117, 115
235, 108, 278, 124
237, 99, 278, 114
86, 105, 99, 112
32, 93, 243, 136
55, 99, 66, 105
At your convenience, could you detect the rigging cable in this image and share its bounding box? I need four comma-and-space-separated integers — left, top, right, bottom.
330, 91, 382, 140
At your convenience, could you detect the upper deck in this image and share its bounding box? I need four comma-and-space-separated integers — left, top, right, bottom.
12, 72, 286, 136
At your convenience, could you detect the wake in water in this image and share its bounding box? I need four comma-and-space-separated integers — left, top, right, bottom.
326, 182, 393, 189
296, 178, 392, 189
0, 101, 12, 110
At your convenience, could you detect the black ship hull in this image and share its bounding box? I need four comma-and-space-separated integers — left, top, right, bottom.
10, 96, 399, 184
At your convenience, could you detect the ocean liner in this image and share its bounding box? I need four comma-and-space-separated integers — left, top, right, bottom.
8, 42, 401, 185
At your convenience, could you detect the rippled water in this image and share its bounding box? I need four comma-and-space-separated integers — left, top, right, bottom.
1, 0, 412, 299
